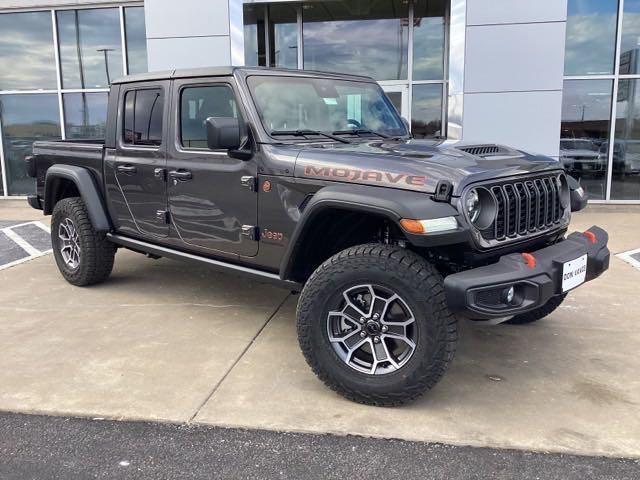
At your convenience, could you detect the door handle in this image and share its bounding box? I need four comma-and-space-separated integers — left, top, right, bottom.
168, 169, 193, 181
116, 164, 137, 175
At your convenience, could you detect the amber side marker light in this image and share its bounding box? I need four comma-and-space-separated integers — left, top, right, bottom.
583, 230, 597, 244
400, 217, 458, 234
522, 253, 536, 269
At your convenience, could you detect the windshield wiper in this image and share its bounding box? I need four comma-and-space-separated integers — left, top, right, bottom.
332, 128, 391, 139
271, 129, 351, 144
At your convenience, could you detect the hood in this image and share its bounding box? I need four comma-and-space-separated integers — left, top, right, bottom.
293, 139, 560, 195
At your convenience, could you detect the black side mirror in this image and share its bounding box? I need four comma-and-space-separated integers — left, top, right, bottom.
567, 174, 588, 212
206, 117, 241, 151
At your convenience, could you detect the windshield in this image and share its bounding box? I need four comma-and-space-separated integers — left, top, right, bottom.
247, 75, 408, 139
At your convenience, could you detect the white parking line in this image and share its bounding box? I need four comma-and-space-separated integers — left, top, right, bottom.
0, 221, 52, 271
616, 248, 640, 272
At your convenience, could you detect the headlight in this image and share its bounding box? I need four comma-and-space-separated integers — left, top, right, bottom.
464, 187, 497, 230
465, 189, 481, 223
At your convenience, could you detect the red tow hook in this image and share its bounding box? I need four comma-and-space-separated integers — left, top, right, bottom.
583, 230, 597, 244
521, 253, 536, 269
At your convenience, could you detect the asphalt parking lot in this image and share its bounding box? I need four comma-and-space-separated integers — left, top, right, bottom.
1, 199, 639, 460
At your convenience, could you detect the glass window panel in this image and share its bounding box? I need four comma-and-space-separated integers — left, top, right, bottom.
180, 85, 238, 149
57, 8, 123, 89
269, 4, 298, 69
560, 80, 613, 200
620, 0, 640, 75
0, 94, 60, 195
611, 79, 640, 199
243, 5, 266, 66
411, 84, 442, 138
123, 89, 164, 146
63, 92, 108, 139
125, 7, 148, 75
302, 0, 409, 81
565, 0, 618, 76
0, 12, 57, 90
412, 0, 446, 81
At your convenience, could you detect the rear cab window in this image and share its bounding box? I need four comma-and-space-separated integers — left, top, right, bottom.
123, 87, 164, 147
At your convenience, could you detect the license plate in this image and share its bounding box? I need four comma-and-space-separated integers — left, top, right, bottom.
562, 254, 588, 292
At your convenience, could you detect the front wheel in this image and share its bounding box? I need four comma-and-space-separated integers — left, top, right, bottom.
297, 244, 457, 406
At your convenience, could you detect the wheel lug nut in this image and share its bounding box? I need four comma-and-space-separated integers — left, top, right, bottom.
360, 331, 367, 338
374, 336, 381, 343
381, 325, 388, 333
359, 317, 365, 324
372, 313, 379, 320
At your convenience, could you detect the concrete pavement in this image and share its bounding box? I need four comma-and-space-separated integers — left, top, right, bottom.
0, 200, 639, 458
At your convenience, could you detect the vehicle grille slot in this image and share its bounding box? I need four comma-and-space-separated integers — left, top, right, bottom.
477, 172, 566, 245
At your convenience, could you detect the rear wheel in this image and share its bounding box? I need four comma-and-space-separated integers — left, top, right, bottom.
505, 293, 567, 325
51, 197, 116, 286
297, 244, 457, 406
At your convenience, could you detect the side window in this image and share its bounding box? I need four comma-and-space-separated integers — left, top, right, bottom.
122, 88, 164, 146
180, 85, 238, 149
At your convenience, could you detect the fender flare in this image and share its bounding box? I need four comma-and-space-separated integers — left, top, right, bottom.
279, 183, 468, 281
44, 165, 112, 232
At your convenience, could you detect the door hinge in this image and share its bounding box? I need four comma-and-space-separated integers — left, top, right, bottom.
240, 175, 258, 192
241, 225, 259, 241
156, 209, 170, 224
154, 168, 167, 182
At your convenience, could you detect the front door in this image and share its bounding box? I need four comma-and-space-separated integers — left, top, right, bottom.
110, 82, 169, 238
167, 78, 258, 257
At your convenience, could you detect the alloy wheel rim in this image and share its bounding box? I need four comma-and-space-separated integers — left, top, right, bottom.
58, 218, 80, 269
326, 284, 417, 375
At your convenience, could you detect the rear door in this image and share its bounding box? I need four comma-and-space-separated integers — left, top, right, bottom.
109, 81, 169, 238
166, 77, 258, 256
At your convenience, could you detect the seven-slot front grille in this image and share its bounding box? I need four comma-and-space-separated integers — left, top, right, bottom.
480, 173, 566, 242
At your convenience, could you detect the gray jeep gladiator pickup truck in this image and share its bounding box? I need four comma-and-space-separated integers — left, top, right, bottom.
25, 67, 609, 406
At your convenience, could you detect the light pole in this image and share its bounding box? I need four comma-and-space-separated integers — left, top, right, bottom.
96, 48, 115, 85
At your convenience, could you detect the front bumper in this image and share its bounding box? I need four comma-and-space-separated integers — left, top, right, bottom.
444, 226, 610, 319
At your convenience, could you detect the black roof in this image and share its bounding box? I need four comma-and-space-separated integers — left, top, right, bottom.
110, 66, 374, 85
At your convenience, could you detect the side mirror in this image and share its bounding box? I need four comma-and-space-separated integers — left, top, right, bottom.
567, 174, 588, 212
206, 117, 241, 151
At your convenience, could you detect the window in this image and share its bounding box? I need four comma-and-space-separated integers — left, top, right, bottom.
612, 79, 640, 199
269, 4, 298, 69
180, 85, 238, 149
243, 5, 266, 67
564, 0, 618, 76
63, 92, 108, 139
302, 0, 409, 81
123, 89, 164, 146
0, 12, 57, 90
413, 0, 446, 81
411, 84, 443, 138
0, 94, 61, 195
56, 8, 123, 88
124, 7, 148, 75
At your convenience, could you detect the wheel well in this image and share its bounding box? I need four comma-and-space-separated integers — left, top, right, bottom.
286, 208, 406, 283
45, 177, 80, 214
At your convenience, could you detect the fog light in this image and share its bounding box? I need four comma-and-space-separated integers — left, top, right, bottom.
503, 286, 515, 304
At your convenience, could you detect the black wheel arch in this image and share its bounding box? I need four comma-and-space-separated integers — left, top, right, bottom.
44, 165, 112, 233
279, 184, 470, 283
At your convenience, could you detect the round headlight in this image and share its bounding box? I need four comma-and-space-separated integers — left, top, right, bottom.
465, 189, 481, 223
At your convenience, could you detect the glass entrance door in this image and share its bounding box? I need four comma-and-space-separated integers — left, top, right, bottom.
381, 84, 409, 119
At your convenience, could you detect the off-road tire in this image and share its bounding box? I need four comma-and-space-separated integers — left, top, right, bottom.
51, 197, 116, 286
297, 244, 457, 406
505, 293, 567, 325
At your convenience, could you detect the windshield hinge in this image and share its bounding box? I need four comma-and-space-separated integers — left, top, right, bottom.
241, 175, 258, 192
433, 180, 453, 202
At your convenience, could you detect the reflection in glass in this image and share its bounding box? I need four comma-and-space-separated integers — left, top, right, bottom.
0, 12, 57, 90
123, 89, 164, 146
269, 4, 298, 69
63, 92, 108, 139
125, 7, 148, 75
180, 86, 238, 148
560, 80, 613, 200
0, 94, 61, 195
612, 80, 640, 199
564, 0, 618, 76
411, 84, 442, 138
620, 0, 640, 75
57, 8, 123, 88
243, 5, 266, 66
302, 0, 409, 80
413, 0, 446, 81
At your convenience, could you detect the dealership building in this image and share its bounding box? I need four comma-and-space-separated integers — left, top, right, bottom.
0, 0, 638, 204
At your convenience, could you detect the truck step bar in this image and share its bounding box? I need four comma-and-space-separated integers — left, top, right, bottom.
106, 233, 300, 291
